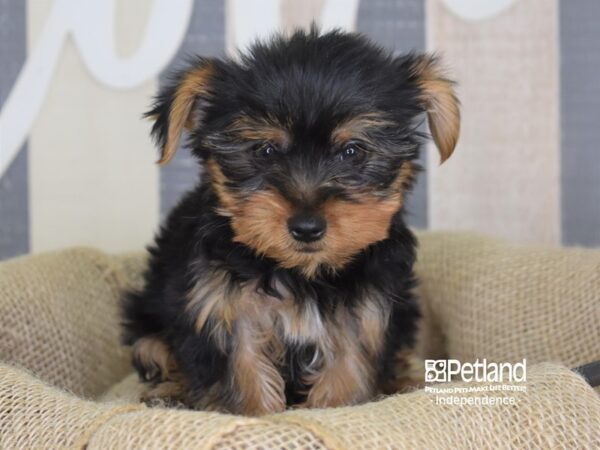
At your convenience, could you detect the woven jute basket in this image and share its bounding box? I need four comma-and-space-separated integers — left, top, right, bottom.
0, 232, 599, 449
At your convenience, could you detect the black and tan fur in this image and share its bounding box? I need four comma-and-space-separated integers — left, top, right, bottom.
122, 28, 459, 416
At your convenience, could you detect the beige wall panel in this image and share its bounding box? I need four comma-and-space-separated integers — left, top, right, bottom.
281, 0, 325, 30
28, 0, 159, 254
426, 0, 561, 245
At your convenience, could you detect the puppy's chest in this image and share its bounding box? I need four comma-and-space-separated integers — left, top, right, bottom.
187, 272, 391, 355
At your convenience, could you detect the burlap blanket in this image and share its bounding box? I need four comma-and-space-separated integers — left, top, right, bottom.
0, 231, 599, 449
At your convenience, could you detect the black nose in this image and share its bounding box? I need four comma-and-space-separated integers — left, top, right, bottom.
287, 213, 327, 243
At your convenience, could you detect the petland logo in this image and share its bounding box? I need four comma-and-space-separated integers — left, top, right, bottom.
424, 359, 527, 406
425, 359, 527, 383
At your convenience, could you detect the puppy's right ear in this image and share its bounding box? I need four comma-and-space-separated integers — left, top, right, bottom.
145, 59, 216, 165
409, 55, 460, 164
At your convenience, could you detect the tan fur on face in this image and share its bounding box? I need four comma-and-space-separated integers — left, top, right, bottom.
412, 56, 460, 163
159, 63, 215, 165
206, 159, 237, 216
201, 89, 420, 276
226, 188, 403, 278
228, 116, 290, 148
229, 191, 321, 274
319, 194, 400, 271
331, 113, 392, 146
208, 160, 415, 277
393, 160, 416, 192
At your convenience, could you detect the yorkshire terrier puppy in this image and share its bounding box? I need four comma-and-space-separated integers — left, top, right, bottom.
122, 28, 459, 415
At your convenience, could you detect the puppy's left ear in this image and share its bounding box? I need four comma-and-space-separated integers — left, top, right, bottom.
410, 55, 460, 163
145, 58, 216, 165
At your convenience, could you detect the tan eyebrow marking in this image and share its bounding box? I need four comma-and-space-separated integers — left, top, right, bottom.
331, 113, 393, 145
228, 115, 290, 147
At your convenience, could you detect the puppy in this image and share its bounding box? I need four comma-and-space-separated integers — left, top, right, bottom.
122, 28, 459, 416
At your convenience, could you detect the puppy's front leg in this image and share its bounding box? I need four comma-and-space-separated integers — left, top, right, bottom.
226, 317, 286, 416
303, 335, 376, 408
185, 275, 286, 415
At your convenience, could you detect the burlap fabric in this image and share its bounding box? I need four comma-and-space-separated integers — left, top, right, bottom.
2, 362, 599, 449
0, 232, 599, 449
414, 232, 600, 367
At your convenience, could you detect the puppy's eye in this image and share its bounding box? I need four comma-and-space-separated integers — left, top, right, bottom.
255, 143, 277, 158
337, 143, 361, 161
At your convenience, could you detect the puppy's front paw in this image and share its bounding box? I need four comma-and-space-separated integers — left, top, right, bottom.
140, 380, 186, 408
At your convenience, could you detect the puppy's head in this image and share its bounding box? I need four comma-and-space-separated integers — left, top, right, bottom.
147, 29, 459, 278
